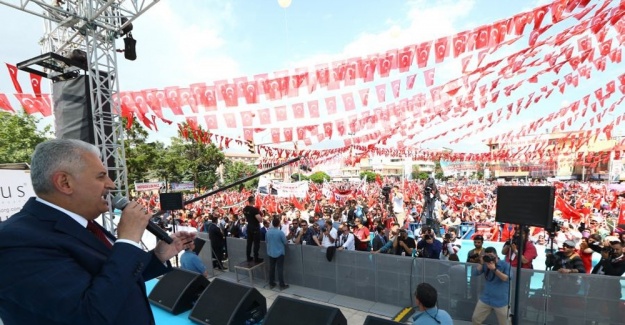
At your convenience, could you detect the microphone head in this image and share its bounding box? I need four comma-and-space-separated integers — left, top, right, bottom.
112, 194, 129, 210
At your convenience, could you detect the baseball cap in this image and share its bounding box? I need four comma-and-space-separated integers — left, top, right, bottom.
563, 240, 576, 248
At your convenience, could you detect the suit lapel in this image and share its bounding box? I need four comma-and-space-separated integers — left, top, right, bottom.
23, 198, 112, 255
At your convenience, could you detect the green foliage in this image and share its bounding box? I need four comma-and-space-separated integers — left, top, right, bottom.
411, 165, 420, 180
223, 160, 258, 189
291, 173, 309, 181
359, 170, 378, 182
0, 112, 51, 164
416, 172, 430, 180
308, 171, 331, 184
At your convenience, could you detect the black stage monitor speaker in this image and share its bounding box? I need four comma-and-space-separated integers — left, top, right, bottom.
363, 315, 403, 325
159, 192, 184, 211
264, 295, 347, 325
189, 278, 266, 325
495, 186, 555, 228
148, 268, 210, 315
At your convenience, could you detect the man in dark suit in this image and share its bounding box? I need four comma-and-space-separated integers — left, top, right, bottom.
0, 139, 195, 325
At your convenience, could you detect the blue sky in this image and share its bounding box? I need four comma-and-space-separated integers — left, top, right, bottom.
0, 0, 623, 157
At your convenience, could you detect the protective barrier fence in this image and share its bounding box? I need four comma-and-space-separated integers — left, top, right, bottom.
225, 237, 624, 324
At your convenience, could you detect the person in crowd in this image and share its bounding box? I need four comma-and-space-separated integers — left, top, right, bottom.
243, 196, 263, 264
353, 217, 371, 251
180, 240, 208, 277
411, 282, 453, 325
266, 217, 289, 290
467, 235, 485, 263
440, 227, 461, 260
320, 219, 338, 248
294, 220, 320, 246
417, 232, 442, 259
0, 139, 194, 325
471, 247, 511, 325
394, 228, 416, 256
392, 185, 406, 226
206, 215, 226, 270
336, 222, 355, 251
579, 233, 602, 273
501, 225, 537, 269
589, 239, 625, 323
372, 224, 392, 253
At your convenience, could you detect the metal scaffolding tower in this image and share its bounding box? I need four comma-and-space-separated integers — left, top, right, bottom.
0, 0, 159, 232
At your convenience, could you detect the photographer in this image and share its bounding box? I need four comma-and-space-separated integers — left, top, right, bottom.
394, 229, 416, 256
440, 228, 461, 261
501, 226, 537, 269
471, 247, 511, 325
320, 219, 337, 248
589, 240, 625, 322
416, 229, 442, 259
591, 240, 625, 276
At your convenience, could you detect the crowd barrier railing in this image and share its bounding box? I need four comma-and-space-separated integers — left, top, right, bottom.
224, 237, 624, 324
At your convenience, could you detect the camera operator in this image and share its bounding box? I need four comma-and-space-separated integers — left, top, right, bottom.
471, 247, 511, 325
589, 240, 625, 323
416, 228, 442, 259
336, 222, 355, 251
579, 233, 602, 273
440, 228, 461, 261
393, 229, 416, 256
501, 226, 537, 269
320, 219, 338, 248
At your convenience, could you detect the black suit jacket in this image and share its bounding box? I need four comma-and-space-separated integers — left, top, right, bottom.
0, 197, 171, 325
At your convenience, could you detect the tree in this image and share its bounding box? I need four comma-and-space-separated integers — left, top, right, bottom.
123, 119, 165, 184
291, 173, 309, 181
308, 171, 331, 184
173, 123, 225, 190
411, 165, 421, 180
417, 172, 430, 180
434, 160, 444, 179
359, 170, 378, 182
0, 112, 51, 164
223, 160, 258, 190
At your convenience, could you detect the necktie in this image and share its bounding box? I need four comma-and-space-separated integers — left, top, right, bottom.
87, 221, 113, 249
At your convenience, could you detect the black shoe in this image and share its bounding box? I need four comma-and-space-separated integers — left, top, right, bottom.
269, 283, 276, 289
254, 258, 264, 264
279, 284, 290, 290
247, 257, 253, 262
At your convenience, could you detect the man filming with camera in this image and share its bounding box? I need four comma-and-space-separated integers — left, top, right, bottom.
471, 246, 511, 325
589, 239, 625, 323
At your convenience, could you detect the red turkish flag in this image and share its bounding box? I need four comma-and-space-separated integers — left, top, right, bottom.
29, 73, 42, 96
203, 86, 217, 111
0, 93, 13, 112
358, 58, 376, 82
204, 114, 218, 129
274, 105, 287, 121
342, 93, 356, 111
335, 120, 346, 136
5, 63, 23, 93
233, 77, 247, 98
15, 93, 47, 116
406, 74, 417, 90
398, 47, 414, 72
258, 108, 271, 125
296, 127, 306, 141
378, 54, 393, 77
292, 103, 305, 119
416, 41, 432, 68
243, 81, 258, 104
533, 5, 550, 30
452, 32, 467, 58
283, 128, 293, 142
254, 73, 270, 94
513, 12, 529, 35
344, 58, 358, 86
475, 25, 491, 49
434, 37, 449, 63
307, 100, 320, 118
145, 89, 171, 124
270, 128, 281, 143
132, 91, 150, 118
358, 89, 370, 106
223, 113, 237, 128
164, 86, 183, 115
323, 122, 333, 138
375, 84, 386, 103
243, 128, 254, 141
315, 64, 330, 87
220, 83, 239, 107
391, 80, 401, 98
240, 111, 255, 127
325, 96, 337, 115
423, 68, 435, 87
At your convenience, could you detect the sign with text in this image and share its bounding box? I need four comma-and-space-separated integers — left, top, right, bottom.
258, 176, 309, 198
0, 169, 36, 221
134, 182, 164, 192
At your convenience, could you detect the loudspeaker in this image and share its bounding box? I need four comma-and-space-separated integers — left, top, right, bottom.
495, 186, 555, 228
363, 315, 403, 325
189, 278, 266, 325
193, 237, 205, 255
159, 192, 184, 211
148, 268, 210, 315
264, 296, 347, 325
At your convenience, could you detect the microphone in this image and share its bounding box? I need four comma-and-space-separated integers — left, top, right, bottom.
112, 195, 173, 244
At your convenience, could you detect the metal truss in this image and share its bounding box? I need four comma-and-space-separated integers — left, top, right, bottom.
0, 0, 160, 232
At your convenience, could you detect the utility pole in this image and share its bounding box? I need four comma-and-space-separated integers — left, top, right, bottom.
0, 0, 159, 232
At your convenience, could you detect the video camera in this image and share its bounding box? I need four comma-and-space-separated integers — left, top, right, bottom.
482, 254, 495, 263
381, 185, 391, 204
